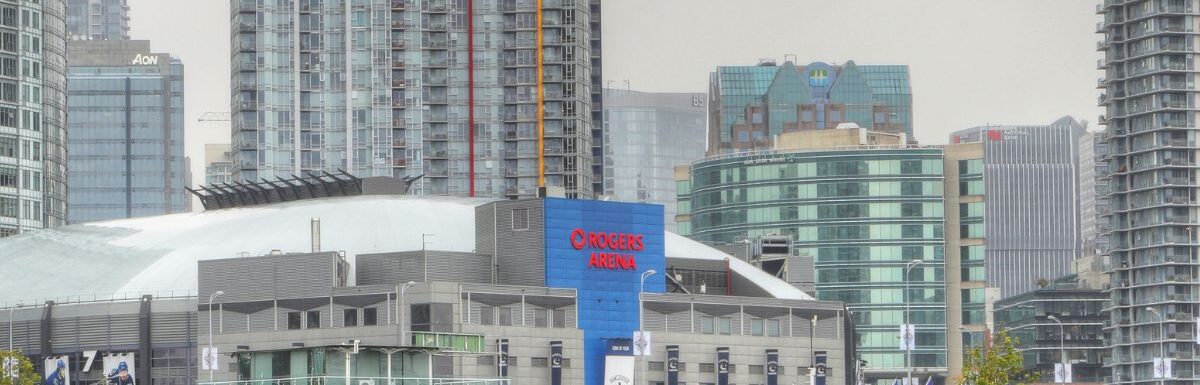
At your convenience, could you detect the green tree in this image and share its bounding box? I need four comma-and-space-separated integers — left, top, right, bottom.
959, 330, 1040, 385
0, 350, 42, 385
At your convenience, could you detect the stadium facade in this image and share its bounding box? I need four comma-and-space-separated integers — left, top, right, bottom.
0, 195, 855, 385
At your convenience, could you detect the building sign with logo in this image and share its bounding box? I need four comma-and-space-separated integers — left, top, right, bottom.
604, 339, 634, 385
570, 228, 646, 271
130, 54, 159, 66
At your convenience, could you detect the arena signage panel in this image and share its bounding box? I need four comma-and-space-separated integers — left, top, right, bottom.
569, 228, 646, 271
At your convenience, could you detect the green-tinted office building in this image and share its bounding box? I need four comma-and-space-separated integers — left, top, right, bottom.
676, 128, 946, 383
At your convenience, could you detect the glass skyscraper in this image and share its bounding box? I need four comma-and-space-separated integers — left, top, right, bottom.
950, 117, 1089, 298
65, 0, 128, 41
66, 40, 188, 223
676, 128, 948, 383
0, 0, 68, 237
231, 0, 601, 199
706, 60, 912, 155
1098, 1, 1200, 383
602, 88, 705, 230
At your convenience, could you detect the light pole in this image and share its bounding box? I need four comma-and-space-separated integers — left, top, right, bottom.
904, 259, 924, 385
399, 281, 416, 346
1047, 315, 1065, 383
639, 269, 657, 385
1146, 306, 1166, 384
207, 290, 225, 382
7, 302, 23, 351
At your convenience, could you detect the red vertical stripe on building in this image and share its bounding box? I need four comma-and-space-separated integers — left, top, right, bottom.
467, 0, 476, 196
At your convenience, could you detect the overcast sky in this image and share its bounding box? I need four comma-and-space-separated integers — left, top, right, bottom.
126, 0, 1101, 188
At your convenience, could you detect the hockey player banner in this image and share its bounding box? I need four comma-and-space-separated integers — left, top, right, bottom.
43, 356, 69, 385
104, 353, 136, 385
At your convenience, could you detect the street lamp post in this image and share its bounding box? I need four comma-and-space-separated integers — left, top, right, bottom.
7, 302, 23, 351
904, 259, 924, 385
399, 281, 416, 346
1047, 315, 1065, 383
1146, 306, 1166, 384
207, 291, 225, 382
639, 269, 657, 385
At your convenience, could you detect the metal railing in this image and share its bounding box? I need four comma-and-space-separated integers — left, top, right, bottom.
200, 376, 510, 385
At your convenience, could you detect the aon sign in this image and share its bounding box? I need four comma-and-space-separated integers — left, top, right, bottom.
131, 54, 158, 65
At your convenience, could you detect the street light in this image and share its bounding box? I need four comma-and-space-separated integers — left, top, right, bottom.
7, 302, 24, 351
639, 269, 657, 385
1146, 306, 1166, 384
904, 259, 924, 385
1047, 315, 1065, 383
398, 281, 416, 346
207, 290, 225, 382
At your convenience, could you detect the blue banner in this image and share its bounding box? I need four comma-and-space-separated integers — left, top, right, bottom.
815, 351, 827, 385
717, 347, 729, 385
550, 341, 562, 385
606, 338, 634, 356
497, 339, 509, 377
766, 349, 779, 385
666, 345, 679, 385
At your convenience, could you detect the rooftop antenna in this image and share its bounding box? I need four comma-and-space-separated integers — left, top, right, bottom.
783, 54, 797, 64
623, 79, 630, 91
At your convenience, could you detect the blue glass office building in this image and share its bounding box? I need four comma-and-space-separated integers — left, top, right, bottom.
66, 40, 188, 223
707, 60, 912, 155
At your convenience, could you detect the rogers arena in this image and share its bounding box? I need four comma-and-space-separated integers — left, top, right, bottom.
0, 194, 854, 385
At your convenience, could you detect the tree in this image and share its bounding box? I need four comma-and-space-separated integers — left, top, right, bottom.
959, 330, 1040, 385
0, 350, 42, 385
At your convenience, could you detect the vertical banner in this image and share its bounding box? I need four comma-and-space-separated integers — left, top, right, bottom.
666, 345, 679, 385
765, 349, 779, 385
716, 347, 729, 385
632, 331, 651, 356
201, 347, 219, 371
1152, 357, 1171, 378
815, 351, 828, 385
103, 353, 136, 385
899, 324, 915, 351
43, 356, 69, 385
1054, 363, 1072, 383
604, 338, 634, 385
497, 339, 509, 377
550, 341, 563, 385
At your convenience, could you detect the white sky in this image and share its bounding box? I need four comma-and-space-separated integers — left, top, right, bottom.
125, 0, 1101, 189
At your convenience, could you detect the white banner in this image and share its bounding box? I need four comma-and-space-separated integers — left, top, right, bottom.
899, 324, 916, 351
43, 356, 69, 385
104, 353, 137, 385
201, 347, 218, 370
1152, 357, 1172, 378
1196, 317, 1200, 345
603, 355, 634, 385
1054, 363, 1072, 383
632, 331, 651, 356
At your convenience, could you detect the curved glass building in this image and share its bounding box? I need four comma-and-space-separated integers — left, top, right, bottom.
677, 128, 947, 382
0, 0, 69, 236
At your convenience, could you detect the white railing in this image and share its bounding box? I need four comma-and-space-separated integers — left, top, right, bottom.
200, 376, 511, 385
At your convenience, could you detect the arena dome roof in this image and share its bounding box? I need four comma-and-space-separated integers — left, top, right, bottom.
0, 196, 813, 304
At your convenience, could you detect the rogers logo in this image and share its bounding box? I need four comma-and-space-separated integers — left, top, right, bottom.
569, 228, 645, 251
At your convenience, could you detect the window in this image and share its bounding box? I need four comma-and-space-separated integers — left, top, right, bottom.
534, 308, 547, 327
307, 310, 321, 328
751, 318, 764, 336
512, 208, 528, 230
499, 307, 512, 326
718, 317, 732, 335
0, 166, 16, 188
700, 316, 714, 334
553, 309, 566, 328
344, 309, 358, 327
287, 312, 301, 330
0, 135, 14, 157
767, 319, 781, 337
476, 356, 492, 365
531, 357, 548, 367
363, 307, 378, 326
699, 363, 715, 373
649, 361, 664, 371
480, 305, 494, 325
